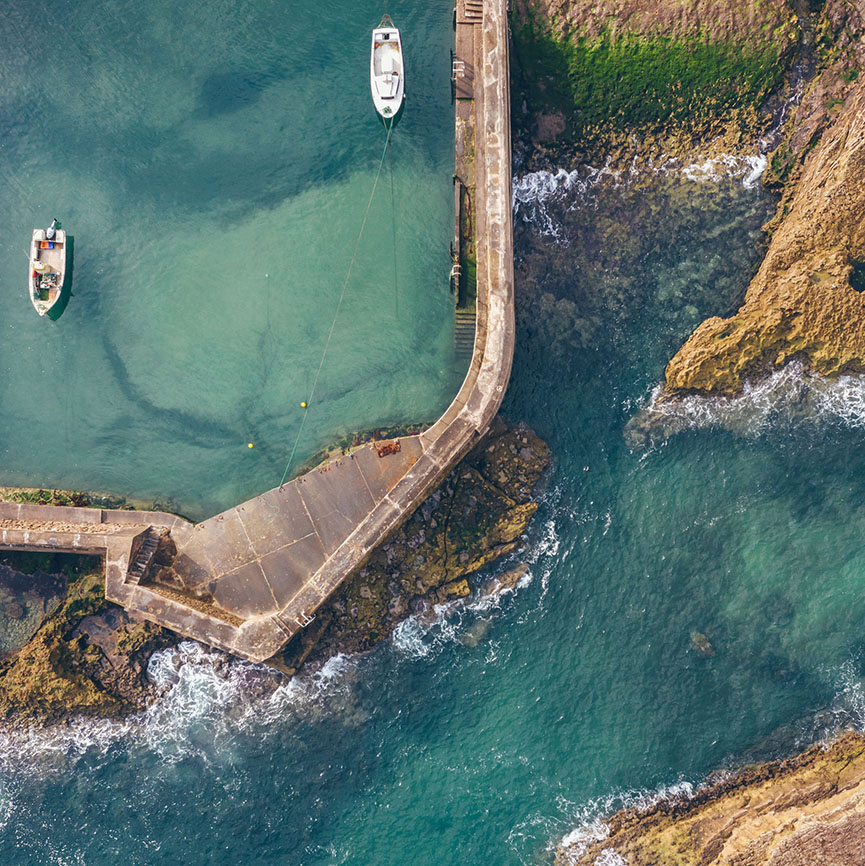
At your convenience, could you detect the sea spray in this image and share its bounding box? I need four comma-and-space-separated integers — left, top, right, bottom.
0, 642, 361, 776
628, 362, 865, 447
513, 153, 768, 240
550, 780, 695, 866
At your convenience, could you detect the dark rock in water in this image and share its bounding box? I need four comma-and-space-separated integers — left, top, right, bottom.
0, 565, 66, 654
278, 420, 550, 672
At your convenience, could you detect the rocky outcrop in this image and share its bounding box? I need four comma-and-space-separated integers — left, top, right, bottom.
663, 78, 865, 396
0, 563, 171, 724
557, 731, 865, 866
277, 421, 550, 672
651, 1, 865, 399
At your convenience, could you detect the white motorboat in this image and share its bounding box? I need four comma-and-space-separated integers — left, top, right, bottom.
29, 219, 67, 317
370, 15, 405, 123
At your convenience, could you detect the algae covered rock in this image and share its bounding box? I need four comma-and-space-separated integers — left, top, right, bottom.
0, 564, 171, 725
511, 0, 798, 166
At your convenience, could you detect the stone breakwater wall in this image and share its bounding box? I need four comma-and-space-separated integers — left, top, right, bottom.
0, 0, 515, 665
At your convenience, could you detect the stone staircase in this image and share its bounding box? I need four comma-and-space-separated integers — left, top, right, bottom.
463, 0, 483, 21
126, 527, 160, 586
455, 307, 476, 358
457, 0, 483, 23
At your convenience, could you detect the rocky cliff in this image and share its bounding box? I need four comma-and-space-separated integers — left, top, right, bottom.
657, 0, 865, 397
557, 731, 865, 866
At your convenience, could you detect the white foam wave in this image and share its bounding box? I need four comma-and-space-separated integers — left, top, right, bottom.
554, 780, 694, 865
813, 656, 865, 743
681, 154, 767, 189
512, 163, 624, 238
594, 851, 628, 866
513, 153, 768, 237
0, 641, 360, 774
635, 362, 865, 443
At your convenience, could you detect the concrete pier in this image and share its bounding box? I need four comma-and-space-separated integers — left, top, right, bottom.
0, 0, 515, 663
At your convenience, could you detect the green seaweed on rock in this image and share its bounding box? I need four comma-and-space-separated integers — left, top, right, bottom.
511, 18, 786, 144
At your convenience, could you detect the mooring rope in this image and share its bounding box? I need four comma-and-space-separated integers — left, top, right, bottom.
388, 134, 399, 318
278, 120, 395, 487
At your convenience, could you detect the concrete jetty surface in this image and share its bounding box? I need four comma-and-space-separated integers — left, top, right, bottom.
0, 0, 515, 663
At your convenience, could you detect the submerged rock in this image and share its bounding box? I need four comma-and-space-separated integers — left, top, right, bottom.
689, 630, 715, 657
556, 731, 865, 866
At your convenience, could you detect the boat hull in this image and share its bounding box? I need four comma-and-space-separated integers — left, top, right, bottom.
29, 228, 66, 317
370, 20, 405, 123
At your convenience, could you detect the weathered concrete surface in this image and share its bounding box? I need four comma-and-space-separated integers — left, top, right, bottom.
0, 0, 515, 663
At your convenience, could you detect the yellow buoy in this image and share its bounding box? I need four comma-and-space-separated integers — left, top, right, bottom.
300, 402, 307, 408
248, 443, 254, 449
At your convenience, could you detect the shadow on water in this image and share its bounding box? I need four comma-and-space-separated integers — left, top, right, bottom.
47, 234, 72, 322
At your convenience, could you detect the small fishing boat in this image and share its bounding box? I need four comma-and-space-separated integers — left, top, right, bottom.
370, 15, 405, 123
29, 219, 66, 317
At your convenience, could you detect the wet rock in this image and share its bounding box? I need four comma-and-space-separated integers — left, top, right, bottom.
481, 563, 530, 596
435, 578, 471, 604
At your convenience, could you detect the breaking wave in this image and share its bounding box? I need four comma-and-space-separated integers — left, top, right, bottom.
545, 779, 694, 866
513, 154, 767, 239
632, 362, 865, 446
0, 641, 360, 775
391, 498, 564, 661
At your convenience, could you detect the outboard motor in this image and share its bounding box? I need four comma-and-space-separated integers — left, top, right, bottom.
46, 218, 58, 240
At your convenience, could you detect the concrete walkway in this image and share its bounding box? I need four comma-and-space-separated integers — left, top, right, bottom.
0, 0, 515, 663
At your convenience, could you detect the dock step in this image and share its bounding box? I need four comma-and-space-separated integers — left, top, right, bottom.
126, 527, 161, 586
455, 308, 476, 358
457, 0, 483, 23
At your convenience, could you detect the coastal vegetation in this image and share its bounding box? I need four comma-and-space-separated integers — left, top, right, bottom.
512, 24, 785, 140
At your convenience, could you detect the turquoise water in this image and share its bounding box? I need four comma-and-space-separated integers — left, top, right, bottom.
0, 0, 460, 519
5, 12, 865, 865
5, 163, 865, 865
